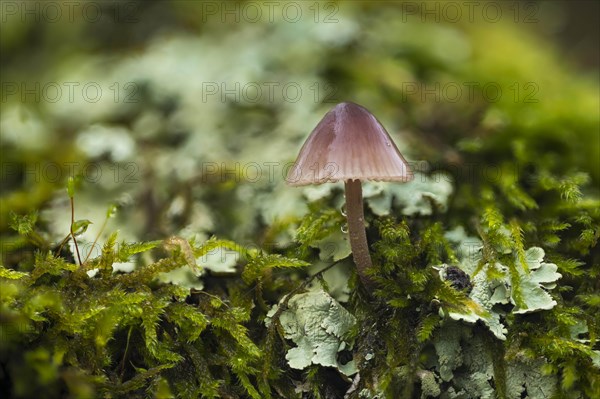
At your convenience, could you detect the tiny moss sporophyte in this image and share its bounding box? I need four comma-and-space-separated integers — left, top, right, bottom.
287, 102, 413, 285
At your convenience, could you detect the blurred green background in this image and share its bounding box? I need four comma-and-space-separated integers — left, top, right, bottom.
1, 0, 599, 260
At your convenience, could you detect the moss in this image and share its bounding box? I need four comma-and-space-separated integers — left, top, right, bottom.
1, 2, 599, 398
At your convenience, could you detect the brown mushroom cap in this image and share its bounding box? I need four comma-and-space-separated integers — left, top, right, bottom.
287, 102, 414, 186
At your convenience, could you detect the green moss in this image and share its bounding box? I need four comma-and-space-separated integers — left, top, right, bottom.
1, 2, 599, 398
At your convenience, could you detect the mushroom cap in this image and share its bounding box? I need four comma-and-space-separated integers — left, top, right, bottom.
287, 102, 413, 186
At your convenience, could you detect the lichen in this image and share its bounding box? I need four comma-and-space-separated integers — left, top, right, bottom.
364, 172, 454, 217
266, 290, 357, 376
441, 227, 566, 342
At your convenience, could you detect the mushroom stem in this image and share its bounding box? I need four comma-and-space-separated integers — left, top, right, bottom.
344, 179, 373, 285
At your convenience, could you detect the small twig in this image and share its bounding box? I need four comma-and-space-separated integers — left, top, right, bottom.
83, 213, 109, 263
70, 197, 83, 265
193, 290, 231, 309
55, 234, 71, 258
119, 326, 134, 381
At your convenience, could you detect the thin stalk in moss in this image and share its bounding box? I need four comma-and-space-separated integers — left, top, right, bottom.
83, 204, 116, 263
65, 176, 83, 265
70, 196, 83, 265
119, 325, 134, 381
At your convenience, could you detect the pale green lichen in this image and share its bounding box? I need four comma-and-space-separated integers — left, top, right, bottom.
266, 290, 357, 376
198, 247, 240, 274
364, 172, 453, 216
432, 321, 466, 382
512, 247, 562, 314
158, 266, 204, 290
419, 370, 442, 398
306, 262, 352, 303
438, 263, 508, 340
159, 239, 241, 289
312, 229, 352, 262
443, 226, 482, 274
440, 246, 561, 340
505, 357, 557, 399
429, 323, 493, 398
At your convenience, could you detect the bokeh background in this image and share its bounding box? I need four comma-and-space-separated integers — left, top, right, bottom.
2, 0, 598, 255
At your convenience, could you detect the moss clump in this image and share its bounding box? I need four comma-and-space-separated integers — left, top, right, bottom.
1, 2, 599, 399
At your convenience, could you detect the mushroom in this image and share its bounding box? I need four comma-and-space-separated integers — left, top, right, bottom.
287, 102, 413, 285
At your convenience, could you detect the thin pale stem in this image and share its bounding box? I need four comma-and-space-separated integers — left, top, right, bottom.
83, 215, 109, 263
344, 179, 372, 285
70, 197, 83, 266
